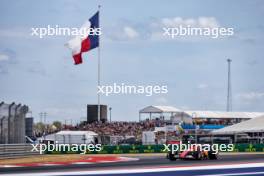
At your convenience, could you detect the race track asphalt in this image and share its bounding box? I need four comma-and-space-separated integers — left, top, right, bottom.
1, 153, 264, 175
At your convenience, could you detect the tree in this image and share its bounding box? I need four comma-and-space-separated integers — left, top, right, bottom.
53, 121, 62, 130
34, 122, 45, 133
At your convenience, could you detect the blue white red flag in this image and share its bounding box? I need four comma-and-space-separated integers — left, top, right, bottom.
66, 11, 99, 64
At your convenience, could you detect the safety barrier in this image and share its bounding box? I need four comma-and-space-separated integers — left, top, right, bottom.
0, 144, 39, 159
46, 144, 264, 154
1, 144, 263, 157
233, 143, 264, 152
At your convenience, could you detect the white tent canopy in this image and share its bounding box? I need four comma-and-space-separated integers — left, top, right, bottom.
37, 131, 98, 144
139, 105, 182, 121
139, 106, 181, 113
55, 131, 98, 144
212, 115, 264, 134
56, 130, 98, 136
138, 105, 264, 123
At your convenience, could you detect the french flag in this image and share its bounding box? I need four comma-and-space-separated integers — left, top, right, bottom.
66, 12, 99, 65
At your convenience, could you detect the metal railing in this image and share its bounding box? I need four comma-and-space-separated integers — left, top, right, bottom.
0, 143, 39, 159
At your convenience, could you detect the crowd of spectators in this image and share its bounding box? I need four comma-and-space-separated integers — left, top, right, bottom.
76, 119, 166, 140
34, 118, 211, 143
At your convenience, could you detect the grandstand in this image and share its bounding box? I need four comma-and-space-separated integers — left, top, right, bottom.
35, 105, 264, 145
139, 105, 264, 129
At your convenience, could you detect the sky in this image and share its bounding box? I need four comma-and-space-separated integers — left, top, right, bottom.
0, 0, 264, 123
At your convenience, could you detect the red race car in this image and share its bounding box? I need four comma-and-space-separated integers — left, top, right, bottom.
166, 140, 218, 161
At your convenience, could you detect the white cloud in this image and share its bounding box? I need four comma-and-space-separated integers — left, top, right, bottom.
198, 17, 219, 28
197, 84, 208, 89
105, 24, 140, 41
150, 16, 223, 41
0, 28, 32, 39
0, 49, 17, 74
160, 17, 219, 28
0, 54, 9, 62
123, 26, 139, 39
237, 92, 264, 101
155, 97, 168, 104
106, 16, 222, 42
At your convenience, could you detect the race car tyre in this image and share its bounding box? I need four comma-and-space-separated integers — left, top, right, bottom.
194, 151, 202, 160
208, 152, 218, 160
168, 152, 177, 161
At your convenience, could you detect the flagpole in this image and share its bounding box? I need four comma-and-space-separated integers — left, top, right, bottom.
97, 5, 101, 123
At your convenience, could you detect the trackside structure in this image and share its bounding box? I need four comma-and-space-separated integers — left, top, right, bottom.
0, 102, 29, 144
